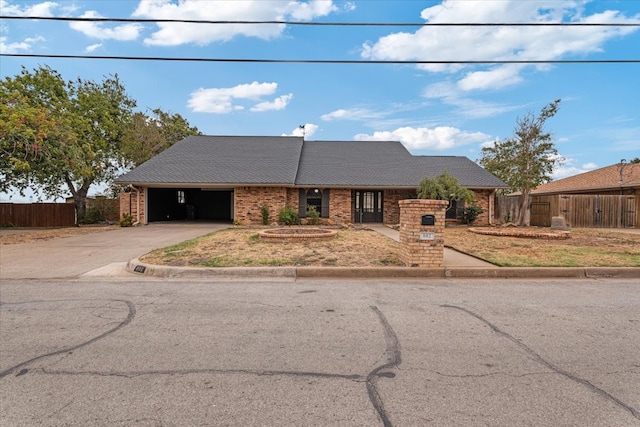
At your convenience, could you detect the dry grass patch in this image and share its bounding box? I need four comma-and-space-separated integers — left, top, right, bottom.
445, 227, 640, 267
0, 225, 118, 245
140, 228, 403, 267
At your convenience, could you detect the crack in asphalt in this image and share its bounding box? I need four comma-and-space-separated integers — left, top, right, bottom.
367, 306, 402, 427
432, 370, 554, 379
0, 299, 136, 380
442, 304, 640, 421
27, 306, 400, 426
2, 299, 400, 426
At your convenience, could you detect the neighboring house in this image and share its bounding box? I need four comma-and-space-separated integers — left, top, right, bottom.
532, 162, 640, 197
526, 162, 640, 228
115, 135, 507, 226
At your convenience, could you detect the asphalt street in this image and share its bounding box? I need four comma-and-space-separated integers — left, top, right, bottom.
1, 277, 639, 426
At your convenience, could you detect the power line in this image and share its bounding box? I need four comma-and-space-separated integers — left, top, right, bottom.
2, 53, 638, 64
2, 16, 639, 27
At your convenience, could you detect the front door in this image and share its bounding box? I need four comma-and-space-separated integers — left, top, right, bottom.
354, 190, 383, 223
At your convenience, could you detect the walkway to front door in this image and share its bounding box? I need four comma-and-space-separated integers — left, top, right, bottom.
354, 190, 383, 223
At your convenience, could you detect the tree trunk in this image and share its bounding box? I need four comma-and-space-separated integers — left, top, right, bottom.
517, 191, 531, 226
65, 175, 92, 224
73, 190, 87, 224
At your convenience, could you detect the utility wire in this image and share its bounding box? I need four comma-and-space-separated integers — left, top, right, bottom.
2, 53, 638, 64
2, 16, 640, 26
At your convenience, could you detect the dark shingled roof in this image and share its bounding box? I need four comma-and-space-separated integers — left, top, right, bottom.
116, 135, 507, 189
295, 140, 413, 187
116, 135, 304, 185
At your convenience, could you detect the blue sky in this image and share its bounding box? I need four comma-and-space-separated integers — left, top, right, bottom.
1, 0, 639, 201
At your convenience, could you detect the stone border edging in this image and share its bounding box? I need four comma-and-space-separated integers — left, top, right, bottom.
127, 259, 640, 279
468, 227, 571, 239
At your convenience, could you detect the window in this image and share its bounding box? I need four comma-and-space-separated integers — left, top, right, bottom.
306, 188, 322, 214
299, 188, 329, 218
446, 199, 464, 220
177, 190, 186, 204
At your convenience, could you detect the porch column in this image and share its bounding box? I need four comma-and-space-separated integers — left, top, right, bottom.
398, 199, 448, 268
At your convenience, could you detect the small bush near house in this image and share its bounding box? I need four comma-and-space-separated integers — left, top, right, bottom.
119, 213, 134, 227
260, 205, 270, 225
278, 206, 300, 226
463, 205, 484, 225
306, 205, 320, 225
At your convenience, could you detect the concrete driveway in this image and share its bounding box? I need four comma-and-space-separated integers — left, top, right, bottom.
0, 223, 228, 280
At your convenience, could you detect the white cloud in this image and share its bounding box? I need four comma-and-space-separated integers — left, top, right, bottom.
354, 126, 492, 151
133, 0, 339, 46
424, 81, 519, 119
69, 11, 141, 41
0, 35, 44, 53
321, 107, 385, 121
552, 158, 598, 179
283, 123, 319, 138
284, 0, 337, 20
362, 0, 640, 91
85, 43, 102, 53
250, 94, 293, 112
188, 82, 291, 114
0, 0, 58, 16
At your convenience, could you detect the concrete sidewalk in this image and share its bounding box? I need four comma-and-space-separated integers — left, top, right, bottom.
367, 224, 496, 268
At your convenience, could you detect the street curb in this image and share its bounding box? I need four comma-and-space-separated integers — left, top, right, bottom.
127, 259, 640, 279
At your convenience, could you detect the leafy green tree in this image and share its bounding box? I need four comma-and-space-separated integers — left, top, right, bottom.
0, 66, 136, 222
480, 99, 561, 226
417, 171, 475, 215
121, 108, 201, 167
0, 91, 68, 174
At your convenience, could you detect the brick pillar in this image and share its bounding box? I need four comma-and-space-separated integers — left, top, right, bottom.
398, 199, 448, 268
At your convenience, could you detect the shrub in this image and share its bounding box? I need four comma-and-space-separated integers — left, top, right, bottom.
260, 205, 270, 225
278, 206, 300, 226
306, 205, 320, 225
463, 205, 484, 225
119, 213, 134, 227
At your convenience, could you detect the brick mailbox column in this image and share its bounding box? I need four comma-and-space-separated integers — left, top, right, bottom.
398, 199, 448, 268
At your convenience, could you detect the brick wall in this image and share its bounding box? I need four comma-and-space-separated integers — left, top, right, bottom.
472, 189, 493, 226
234, 186, 291, 225
328, 188, 352, 224
398, 199, 448, 268
119, 186, 495, 226
384, 189, 416, 225
119, 187, 145, 224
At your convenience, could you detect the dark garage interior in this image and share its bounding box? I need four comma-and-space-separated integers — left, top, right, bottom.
147, 188, 233, 222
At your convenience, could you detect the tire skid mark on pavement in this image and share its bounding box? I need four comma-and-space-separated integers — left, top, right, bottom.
367, 305, 402, 427
36, 367, 362, 381
0, 299, 136, 379
441, 304, 640, 421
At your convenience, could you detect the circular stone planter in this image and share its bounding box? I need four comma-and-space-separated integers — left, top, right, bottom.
468, 227, 571, 239
258, 228, 338, 242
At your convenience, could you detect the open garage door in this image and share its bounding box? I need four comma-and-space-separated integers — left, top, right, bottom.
147, 188, 233, 222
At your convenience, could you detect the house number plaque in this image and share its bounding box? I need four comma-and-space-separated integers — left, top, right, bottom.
419, 232, 435, 241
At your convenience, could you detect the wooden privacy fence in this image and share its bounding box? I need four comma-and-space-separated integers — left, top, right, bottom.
0, 203, 76, 227
559, 195, 637, 228
496, 195, 638, 228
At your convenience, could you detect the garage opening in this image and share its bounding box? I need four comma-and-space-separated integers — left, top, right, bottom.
147, 188, 233, 222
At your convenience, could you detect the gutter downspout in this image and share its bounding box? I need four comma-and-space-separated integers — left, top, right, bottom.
129, 185, 141, 226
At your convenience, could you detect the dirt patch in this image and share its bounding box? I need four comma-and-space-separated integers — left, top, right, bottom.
0, 225, 118, 245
